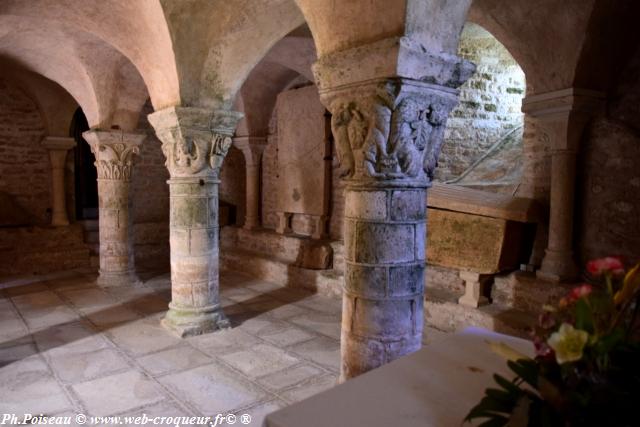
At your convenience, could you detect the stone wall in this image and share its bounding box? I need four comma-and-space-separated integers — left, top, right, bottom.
577, 46, 640, 264
437, 23, 526, 183
131, 101, 170, 269
0, 78, 50, 224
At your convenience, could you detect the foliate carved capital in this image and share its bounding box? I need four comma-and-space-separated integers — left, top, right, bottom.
82, 130, 144, 181
233, 136, 267, 167
147, 107, 243, 179
321, 79, 460, 187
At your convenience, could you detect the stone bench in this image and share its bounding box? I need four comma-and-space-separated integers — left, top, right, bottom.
426, 183, 544, 308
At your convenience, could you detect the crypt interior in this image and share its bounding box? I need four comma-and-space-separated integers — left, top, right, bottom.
0, 0, 639, 426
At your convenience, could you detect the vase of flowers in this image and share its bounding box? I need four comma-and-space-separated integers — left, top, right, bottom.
465, 257, 640, 427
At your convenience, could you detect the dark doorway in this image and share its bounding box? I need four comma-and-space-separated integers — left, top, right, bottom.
70, 108, 98, 220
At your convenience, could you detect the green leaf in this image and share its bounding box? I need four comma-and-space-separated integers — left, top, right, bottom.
493, 374, 523, 396
486, 388, 514, 403
508, 359, 539, 388
575, 299, 594, 333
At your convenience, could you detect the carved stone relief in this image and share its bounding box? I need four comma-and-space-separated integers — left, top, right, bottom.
326, 80, 459, 186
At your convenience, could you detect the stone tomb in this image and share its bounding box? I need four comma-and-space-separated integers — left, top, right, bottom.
426, 184, 543, 307
275, 85, 330, 239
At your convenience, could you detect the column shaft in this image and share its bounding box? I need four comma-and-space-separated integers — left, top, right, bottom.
96, 177, 137, 286
163, 177, 229, 335
244, 164, 260, 229
83, 130, 144, 287
148, 106, 243, 337
42, 137, 75, 226
522, 88, 604, 282
342, 186, 426, 378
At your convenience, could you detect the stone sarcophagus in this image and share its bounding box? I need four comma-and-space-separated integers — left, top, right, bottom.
426, 184, 543, 307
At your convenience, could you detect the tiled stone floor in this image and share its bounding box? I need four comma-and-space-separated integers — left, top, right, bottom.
0, 268, 448, 426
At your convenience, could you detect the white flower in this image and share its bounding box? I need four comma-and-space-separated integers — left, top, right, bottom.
547, 323, 589, 364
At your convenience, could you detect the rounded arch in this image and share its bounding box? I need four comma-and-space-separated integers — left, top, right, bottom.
0, 0, 180, 110
0, 62, 78, 137
0, 15, 150, 130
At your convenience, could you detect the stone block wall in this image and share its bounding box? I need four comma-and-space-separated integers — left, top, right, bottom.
131, 101, 171, 268
437, 23, 526, 182
0, 78, 49, 224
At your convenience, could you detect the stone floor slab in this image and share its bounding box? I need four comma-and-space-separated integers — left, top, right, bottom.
159, 362, 267, 416
261, 327, 316, 347
219, 343, 300, 378
288, 337, 341, 371
256, 364, 325, 391
137, 345, 212, 377
48, 347, 130, 383
0, 355, 72, 415
72, 369, 165, 416
279, 375, 339, 403
107, 318, 182, 356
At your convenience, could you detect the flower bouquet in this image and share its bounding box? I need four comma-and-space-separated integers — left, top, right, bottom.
465, 257, 640, 427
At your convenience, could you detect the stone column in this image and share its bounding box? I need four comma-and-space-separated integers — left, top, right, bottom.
148, 107, 243, 337
234, 136, 267, 230
522, 89, 604, 282
83, 130, 144, 287
42, 136, 76, 226
317, 51, 472, 378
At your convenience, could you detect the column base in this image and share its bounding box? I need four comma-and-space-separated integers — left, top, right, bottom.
96, 270, 142, 288
161, 303, 230, 338
537, 249, 578, 282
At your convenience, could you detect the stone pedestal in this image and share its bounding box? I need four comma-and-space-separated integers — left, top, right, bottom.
317, 50, 471, 378
148, 106, 242, 337
234, 136, 267, 230
458, 271, 492, 307
42, 136, 76, 226
276, 212, 293, 234
83, 130, 144, 287
522, 89, 604, 282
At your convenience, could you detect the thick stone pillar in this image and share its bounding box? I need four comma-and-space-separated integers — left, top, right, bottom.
83, 130, 144, 287
234, 136, 267, 230
522, 89, 604, 282
42, 136, 75, 226
148, 107, 242, 337
315, 44, 473, 379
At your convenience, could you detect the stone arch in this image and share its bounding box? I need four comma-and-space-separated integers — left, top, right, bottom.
0, 16, 149, 130
0, 0, 180, 111
0, 62, 78, 137
160, 0, 305, 109
439, 22, 526, 194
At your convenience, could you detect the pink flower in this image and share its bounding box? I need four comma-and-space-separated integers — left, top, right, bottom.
586, 257, 625, 277
568, 284, 593, 302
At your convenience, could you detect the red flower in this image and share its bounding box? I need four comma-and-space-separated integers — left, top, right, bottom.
586, 257, 625, 277
568, 284, 593, 302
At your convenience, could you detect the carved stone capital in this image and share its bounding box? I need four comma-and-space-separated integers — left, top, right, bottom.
320, 78, 462, 187
147, 106, 243, 179
522, 88, 605, 152
41, 136, 76, 169
82, 130, 145, 181
233, 136, 267, 167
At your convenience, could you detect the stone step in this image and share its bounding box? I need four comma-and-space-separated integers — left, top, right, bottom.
492, 271, 573, 313
425, 287, 535, 339
220, 247, 343, 297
